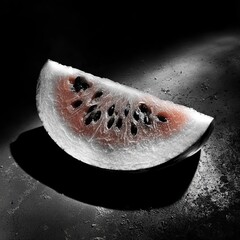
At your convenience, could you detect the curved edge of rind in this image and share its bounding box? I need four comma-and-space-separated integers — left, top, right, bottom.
140, 118, 214, 172
84, 118, 215, 173
155, 118, 215, 170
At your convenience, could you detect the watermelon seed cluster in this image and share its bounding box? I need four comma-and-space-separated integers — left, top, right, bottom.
107, 104, 115, 128
85, 110, 101, 125
130, 103, 151, 136
107, 104, 123, 130
130, 103, 168, 135
71, 76, 168, 136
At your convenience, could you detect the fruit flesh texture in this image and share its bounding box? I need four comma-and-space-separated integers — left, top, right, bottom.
56, 75, 188, 148
37, 60, 213, 170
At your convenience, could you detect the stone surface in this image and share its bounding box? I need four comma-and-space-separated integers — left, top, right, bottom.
1, 2, 240, 238
1, 32, 240, 240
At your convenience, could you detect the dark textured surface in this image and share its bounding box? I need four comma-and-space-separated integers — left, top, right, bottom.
10, 126, 201, 210
1, 1, 240, 240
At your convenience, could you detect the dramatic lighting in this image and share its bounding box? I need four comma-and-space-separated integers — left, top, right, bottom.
1, 32, 240, 239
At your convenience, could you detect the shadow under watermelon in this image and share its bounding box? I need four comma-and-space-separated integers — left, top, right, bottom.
10, 126, 200, 210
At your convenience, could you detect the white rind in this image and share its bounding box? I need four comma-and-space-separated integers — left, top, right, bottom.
36, 60, 214, 170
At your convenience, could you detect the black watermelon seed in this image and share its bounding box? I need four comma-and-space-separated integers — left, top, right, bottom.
93, 91, 103, 99
71, 99, 82, 108
157, 115, 167, 122
93, 111, 101, 122
108, 104, 115, 116
133, 110, 140, 121
131, 122, 138, 136
139, 103, 151, 114
107, 117, 115, 129
73, 76, 90, 92
124, 104, 130, 116
87, 105, 97, 114
144, 115, 152, 125
85, 113, 94, 125
116, 117, 123, 129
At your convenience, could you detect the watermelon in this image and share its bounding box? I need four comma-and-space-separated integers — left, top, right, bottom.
36, 60, 214, 171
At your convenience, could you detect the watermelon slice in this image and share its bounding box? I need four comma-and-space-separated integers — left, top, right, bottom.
36, 60, 214, 170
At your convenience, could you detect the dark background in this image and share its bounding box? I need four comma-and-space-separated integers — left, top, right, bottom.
1, 1, 240, 240
1, 1, 240, 132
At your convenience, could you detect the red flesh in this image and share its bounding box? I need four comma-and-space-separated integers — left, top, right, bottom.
56, 76, 187, 147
